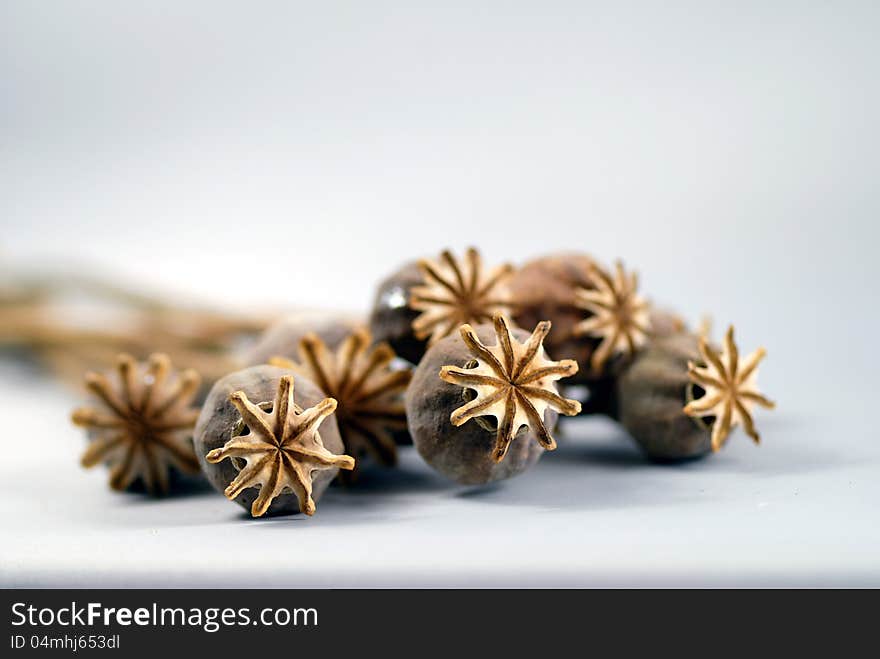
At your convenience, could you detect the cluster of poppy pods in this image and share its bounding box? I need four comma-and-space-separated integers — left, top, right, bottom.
72, 248, 774, 518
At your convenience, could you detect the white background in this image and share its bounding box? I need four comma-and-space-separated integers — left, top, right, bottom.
1, 1, 877, 586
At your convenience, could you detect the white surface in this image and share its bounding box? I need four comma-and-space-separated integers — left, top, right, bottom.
0, 359, 876, 587
1, 1, 878, 586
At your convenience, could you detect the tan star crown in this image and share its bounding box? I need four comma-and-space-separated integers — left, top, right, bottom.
573, 260, 651, 374
411, 247, 515, 346
683, 325, 775, 451
71, 353, 201, 495
439, 315, 582, 463
205, 375, 354, 517
269, 327, 412, 477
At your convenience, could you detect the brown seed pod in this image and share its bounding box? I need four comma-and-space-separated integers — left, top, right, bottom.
369, 247, 514, 365
71, 353, 203, 495
572, 260, 651, 374
682, 325, 775, 451
241, 311, 363, 368
368, 260, 426, 365
508, 253, 599, 384
194, 365, 352, 517
511, 253, 665, 383
615, 328, 774, 460
650, 308, 688, 339
406, 315, 580, 485
269, 327, 412, 482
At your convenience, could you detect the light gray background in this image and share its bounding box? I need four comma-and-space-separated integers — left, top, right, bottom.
1, 1, 877, 586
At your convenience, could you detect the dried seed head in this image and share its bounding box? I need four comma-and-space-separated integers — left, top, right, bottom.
439, 314, 581, 462
683, 325, 775, 451
269, 327, 412, 480
573, 260, 651, 374
243, 311, 363, 367
615, 333, 713, 459
205, 375, 354, 517
71, 353, 202, 495
411, 247, 514, 346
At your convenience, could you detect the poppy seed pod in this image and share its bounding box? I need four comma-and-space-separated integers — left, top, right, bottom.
508, 253, 597, 384
71, 353, 204, 495
368, 260, 426, 365
615, 333, 712, 459
269, 327, 412, 482
510, 253, 656, 383
616, 327, 775, 459
194, 365, 353, 517
242, 311, 363, 368
369, 248, 515, 366
406, 315, 581, 485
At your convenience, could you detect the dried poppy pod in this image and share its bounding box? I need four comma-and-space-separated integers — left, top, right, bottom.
369, 247, 515, 365
194, 365, 353, 517
650, 308, 688, 339
406, 315, 581, 485
71, 353, 203, 495
508, 253, 598, 384
368, 260, 425, 364
572, 260, 651, 374
269, 327, 412, 482
510, 253, 659, 384
615, 327, 775, 460
241, 310, 363, 367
